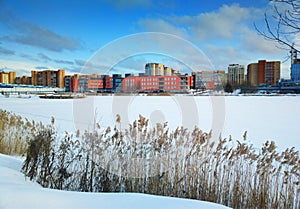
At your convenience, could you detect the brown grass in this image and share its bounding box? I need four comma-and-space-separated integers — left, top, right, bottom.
1, 110, 299, 209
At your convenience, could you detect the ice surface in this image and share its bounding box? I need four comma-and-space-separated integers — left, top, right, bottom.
0, 95, 299, 150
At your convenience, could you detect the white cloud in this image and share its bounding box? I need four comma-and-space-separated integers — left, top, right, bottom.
204, 45, 249, 70
240, 28, 283, 54
0, 59, 76, 76
137, 4, 290, 73
0, 9, 82, 52
138, 19, 188, 39
139, 4, 263, 42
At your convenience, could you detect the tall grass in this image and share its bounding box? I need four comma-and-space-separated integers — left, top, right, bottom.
1, 109, 299, 209
0, 109, 35, 155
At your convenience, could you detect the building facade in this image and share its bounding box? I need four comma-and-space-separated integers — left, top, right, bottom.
145, 63, 165, 76
247, 60, 280, 86
122, 75, 192, 93
192, 71, 225, 90
64, 74, 79, 92
32, 69, 65, 88
228, 64, 245, 86
0, 71, 17, 84
247, 63, 258, 86
291, 58, 300, 81
0, 72, 9, 84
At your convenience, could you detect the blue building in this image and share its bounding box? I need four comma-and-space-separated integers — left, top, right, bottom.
291, 61, 300, 81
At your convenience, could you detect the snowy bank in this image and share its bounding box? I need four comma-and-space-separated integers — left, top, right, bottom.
0, 154, 230, 209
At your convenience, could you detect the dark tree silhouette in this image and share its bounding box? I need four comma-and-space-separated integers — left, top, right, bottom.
224, 82, 233, 93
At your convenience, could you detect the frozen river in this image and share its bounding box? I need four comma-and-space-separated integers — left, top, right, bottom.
0, 95, 299, 151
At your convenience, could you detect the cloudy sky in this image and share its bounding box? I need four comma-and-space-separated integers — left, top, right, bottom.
0, 0, 294, 78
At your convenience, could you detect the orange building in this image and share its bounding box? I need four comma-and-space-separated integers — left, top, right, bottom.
250, 60, 281, 86
20, 76, 31, 85
31, 71, 37, 86
31, 69, 65, 87
57, 69, 65, 88
8, 72, 16, 84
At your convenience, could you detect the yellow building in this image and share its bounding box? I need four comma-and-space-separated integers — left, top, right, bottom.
247, 63, 258, 86
0, 72, 9, 84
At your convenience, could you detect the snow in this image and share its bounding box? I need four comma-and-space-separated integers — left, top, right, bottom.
0, 95, 299, 150
0, 153, 230, 209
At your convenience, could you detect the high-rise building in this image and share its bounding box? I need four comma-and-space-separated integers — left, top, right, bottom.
57, 69, 65, 88
247, 60, 280, 86
8, 72, 16, 84
257, 60, 281, 86
291, 53, 300, 81
228, 64, 245, 86
0, 72, 9, 84
247, 63, 258, 86
145, 63, 165, 76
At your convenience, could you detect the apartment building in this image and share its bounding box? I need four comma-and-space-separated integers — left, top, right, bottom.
228, 64, 245, 86
0, 71, 16, 84
32, 69, 65, 88
247, 60, 280, 86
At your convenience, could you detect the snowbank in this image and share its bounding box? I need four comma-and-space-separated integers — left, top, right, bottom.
0, 154, 230, 209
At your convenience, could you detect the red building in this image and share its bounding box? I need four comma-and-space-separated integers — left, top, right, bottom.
105, 76, 113, 90
122, 75, 192, 93
65, 75, 79, 92
256, 60, 281, 86
88, 75, 104, 90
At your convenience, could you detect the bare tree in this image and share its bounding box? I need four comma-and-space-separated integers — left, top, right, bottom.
255, 0, 300, 52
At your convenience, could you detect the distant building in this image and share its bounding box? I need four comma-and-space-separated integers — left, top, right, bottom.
112, 74, 123, 92
122, 74, 192, 93
145, 63, 178, 76
0, 71, 17, 84
31, 69, 65, 88
64, 74, 79, 92
78, 75, 89, 92
145, 63, 165, 76
247, 63, 258, 86
88, 74, 103, 91
0, 72, 9, 84
247, 60, 280, 86
192, 71, 226, 90
8, 72, 16, 84
259, 60, 280, 86
20, 76, 31, 85
291, 58, 300, 81
228, 64, 245, 86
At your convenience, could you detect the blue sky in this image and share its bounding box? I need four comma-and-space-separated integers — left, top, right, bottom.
0, 0, 293, 78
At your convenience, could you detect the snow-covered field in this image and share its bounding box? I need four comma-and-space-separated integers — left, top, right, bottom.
0, 95, 299, 150
0, 153, 230, 209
